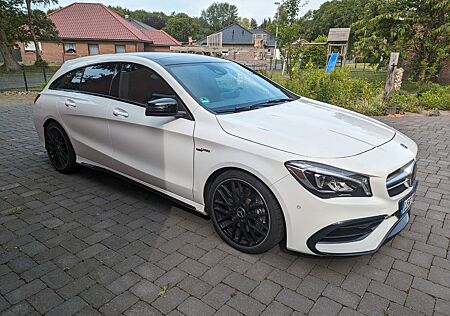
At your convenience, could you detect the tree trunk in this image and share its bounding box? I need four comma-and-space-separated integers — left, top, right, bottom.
0, 27, 21, 72
25, 0, 42, 62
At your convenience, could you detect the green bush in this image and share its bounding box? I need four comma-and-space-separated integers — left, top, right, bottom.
418, 83, 450, 110
387, 90, 421, 113
287, 67, 388, 116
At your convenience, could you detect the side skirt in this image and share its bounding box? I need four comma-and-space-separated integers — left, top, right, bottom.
76, 156, 209, 218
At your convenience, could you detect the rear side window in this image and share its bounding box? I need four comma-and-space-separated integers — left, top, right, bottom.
49, 69, 83, 91
110, 63, 176, 105
80, 63, 116, 95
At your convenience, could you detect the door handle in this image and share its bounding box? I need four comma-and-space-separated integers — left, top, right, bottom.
65, 99, 76, 108
113, 108, 129, 118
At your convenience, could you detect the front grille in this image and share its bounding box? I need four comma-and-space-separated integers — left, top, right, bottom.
386, 160, 417, 197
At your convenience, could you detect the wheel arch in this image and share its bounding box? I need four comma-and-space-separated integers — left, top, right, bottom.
203, 167, 287, 233
43, 117, 63, 128
203, 166, 288, 248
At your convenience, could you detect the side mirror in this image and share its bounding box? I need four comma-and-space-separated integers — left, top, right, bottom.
145, 98, 182, 117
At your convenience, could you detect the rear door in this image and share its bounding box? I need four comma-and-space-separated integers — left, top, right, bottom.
53, 63, 117, 166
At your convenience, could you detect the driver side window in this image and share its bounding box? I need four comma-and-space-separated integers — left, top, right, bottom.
110, 63, 176, 106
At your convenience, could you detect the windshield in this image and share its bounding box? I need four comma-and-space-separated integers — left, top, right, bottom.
166, 62, 294, 113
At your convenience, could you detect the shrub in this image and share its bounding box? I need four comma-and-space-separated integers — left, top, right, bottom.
387, 90, 421, 113
418, 83, 450, 110
287, 67, 388, 116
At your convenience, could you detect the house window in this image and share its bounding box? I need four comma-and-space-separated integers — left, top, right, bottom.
24, 42, 42, 52
115, 44, 126, 53
64, 43, 76, 54
88, 44, 99, 55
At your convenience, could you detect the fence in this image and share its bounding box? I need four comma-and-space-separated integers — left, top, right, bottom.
0, 64, 56, 91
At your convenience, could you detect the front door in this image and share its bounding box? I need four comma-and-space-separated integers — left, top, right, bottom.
106, 63, 195, 200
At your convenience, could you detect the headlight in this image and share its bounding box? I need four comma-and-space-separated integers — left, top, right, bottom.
285, 161, 372, 198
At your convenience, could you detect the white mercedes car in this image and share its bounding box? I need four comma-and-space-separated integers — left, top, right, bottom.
33, 53, 418, 255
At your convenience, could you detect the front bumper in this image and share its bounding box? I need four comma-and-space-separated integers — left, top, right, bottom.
270, 165, 417, 256
307, 183, 416, 256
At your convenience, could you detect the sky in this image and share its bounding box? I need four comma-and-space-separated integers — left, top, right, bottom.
40, 0, 327, 23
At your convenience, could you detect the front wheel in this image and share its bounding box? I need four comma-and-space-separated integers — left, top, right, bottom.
208, 170, 285, 254
44, 122, 77, 174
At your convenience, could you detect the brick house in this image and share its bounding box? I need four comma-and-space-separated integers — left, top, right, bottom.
17, 2, 180, 64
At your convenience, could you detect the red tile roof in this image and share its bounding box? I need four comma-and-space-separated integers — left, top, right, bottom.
48, 2, 180, 46
140, 29, 181, 46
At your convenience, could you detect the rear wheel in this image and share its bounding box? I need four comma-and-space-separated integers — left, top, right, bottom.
44, 122, 77, 174
208, 170, 285, 254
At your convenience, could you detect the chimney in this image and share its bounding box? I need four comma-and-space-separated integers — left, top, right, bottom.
124, 14, 129, 20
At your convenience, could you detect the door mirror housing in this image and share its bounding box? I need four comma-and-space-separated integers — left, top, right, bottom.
146, 98, 184, 117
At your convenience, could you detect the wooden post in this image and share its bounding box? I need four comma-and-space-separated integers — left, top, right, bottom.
384, 52, 399, 99
385, 52, 400, 114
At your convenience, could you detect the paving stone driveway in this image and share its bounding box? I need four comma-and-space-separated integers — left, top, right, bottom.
0, 98, 449, 316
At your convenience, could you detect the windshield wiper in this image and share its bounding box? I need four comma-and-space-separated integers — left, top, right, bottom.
251, 97, 294, 107
215, 98, 294, 114
215, 104, 260, 114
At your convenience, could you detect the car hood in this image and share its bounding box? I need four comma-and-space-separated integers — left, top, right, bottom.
216, 97, 396, 158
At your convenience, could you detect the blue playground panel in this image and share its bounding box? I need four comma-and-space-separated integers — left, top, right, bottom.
326, 52, 340, 73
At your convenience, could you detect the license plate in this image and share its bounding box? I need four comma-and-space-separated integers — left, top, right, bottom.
399, 192, 415, 216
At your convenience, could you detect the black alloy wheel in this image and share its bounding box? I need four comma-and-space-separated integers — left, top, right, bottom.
45, 122, 77, 173
209, 170, 285, 253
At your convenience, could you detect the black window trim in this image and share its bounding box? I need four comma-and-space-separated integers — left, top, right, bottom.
49, 61, 194, 121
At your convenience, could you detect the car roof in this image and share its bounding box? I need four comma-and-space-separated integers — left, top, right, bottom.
63, 52, 228, 68
130, 52, 229, 66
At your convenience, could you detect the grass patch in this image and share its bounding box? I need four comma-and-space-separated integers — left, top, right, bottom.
1, 207, 23, 216
158, 284, 170, 297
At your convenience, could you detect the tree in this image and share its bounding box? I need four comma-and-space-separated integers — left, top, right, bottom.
200, 2, 238, 32
24, 0, 58, 62
108, 6, 169, 30
108, 5, 131, 17
300, 0, 369, 42
353, 0, 450, 81
291, 35, 328, 69
259, 18, 273, 31
236, 17, 251, 28
250, 18, 258, 29
268, 0, 308, 76
164, 13, 198, 42
0, 0, 58, 70
0, 0, 23, 71
142, 13, 168, 29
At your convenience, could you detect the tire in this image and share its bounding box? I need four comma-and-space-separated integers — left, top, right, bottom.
208, 170, 285, 254
44, 122, 77, 174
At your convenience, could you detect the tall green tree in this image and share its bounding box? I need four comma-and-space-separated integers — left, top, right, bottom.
300, 0, 369, 42
259, 18, 273, 31
109, 6, 169, 30
269, 0, 308, 75
0, 0, 58, 70
236, 17, 251, 28
353, 0, 450, 81
24, 0, 58, 62
142, 13, 168, 29
165, 13, 198, 42
200, 2, 238, 32
0, 0, 23, 71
